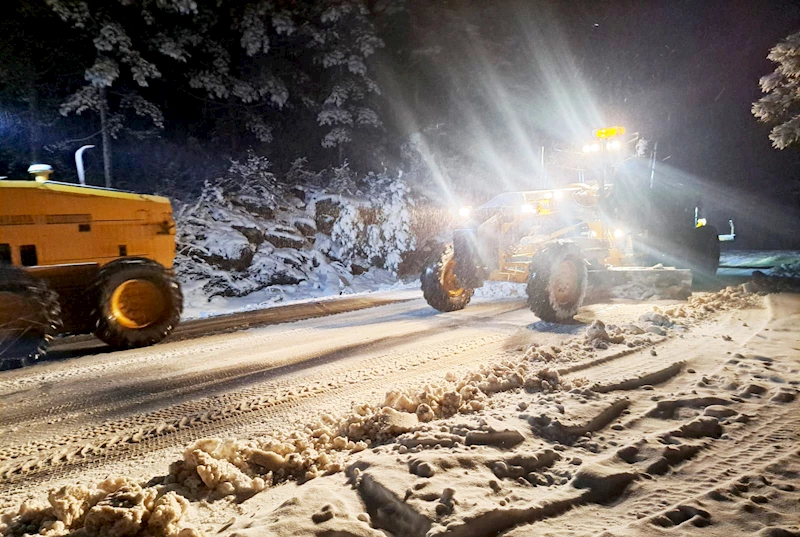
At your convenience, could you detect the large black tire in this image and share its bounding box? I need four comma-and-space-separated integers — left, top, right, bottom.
687, 225, 720, 278
526, 241, 588, 322
0, 266, 61, 370
421, 245, 474, 312
93, 258, 182, 349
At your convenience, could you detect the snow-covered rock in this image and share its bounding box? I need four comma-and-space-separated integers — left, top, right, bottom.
174, 156, 417, 317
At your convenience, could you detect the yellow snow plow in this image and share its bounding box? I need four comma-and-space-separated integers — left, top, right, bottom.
422, 127, 723, 322
0, 164, 182, 368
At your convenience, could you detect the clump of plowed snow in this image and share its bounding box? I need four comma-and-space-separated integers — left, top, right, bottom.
0, 478, 203, 537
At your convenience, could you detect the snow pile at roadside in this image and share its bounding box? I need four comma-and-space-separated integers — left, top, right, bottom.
175, 156, 417, 319
473, 281, 527, 300
1, 285, 775, 537
719, 250, 800, 269
0, 478, 204, 537
657, 283, 762, 323
768, 260, 800, 278
181, 269, 414, 320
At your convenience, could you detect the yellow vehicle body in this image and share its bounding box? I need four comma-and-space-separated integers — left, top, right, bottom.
0, 180, 176, 270
0, 179, 179, 337
423, 126, 699, 322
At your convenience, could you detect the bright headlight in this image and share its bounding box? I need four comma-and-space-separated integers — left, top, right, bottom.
458, 206, 472, 218
582, 143, 602, 153
608, 140, 622, 150
613, 228, 626, 239
520, 203, 536, 214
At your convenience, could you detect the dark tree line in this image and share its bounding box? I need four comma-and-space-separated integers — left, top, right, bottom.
1, 0, 397, 192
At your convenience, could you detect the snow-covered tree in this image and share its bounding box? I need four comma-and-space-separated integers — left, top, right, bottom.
46, 0, 190, 186
0, 0, 398, 184
753, 30, 800, 149
305, 1, 385, 156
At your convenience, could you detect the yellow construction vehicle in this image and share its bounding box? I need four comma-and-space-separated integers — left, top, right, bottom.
0, 163, 182, 368
422, 126, 725, 321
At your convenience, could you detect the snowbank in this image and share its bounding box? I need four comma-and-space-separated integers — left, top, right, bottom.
181, 269, 416, 320
0, 478, 203, 537
174, 157, 418, 319
719, 250, 800, 269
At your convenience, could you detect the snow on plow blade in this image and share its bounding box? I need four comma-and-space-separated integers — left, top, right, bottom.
586, 267, 692, 301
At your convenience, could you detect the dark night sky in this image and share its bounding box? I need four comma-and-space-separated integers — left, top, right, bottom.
564, 0, 800, 248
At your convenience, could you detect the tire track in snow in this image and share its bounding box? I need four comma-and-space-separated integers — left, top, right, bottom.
0, 331, 513, 499
0, 303, 532, 501
0, 300, 523, 432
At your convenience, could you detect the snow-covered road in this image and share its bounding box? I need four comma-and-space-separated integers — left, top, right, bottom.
1, 287, 798, 537
0, 291, 682, 506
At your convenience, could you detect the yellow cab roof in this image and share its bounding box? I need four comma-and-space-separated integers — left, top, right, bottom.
0, 180, 171, 205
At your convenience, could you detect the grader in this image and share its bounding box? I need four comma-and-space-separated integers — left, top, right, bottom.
421, 126, 727, 321
0, 164, 182, 369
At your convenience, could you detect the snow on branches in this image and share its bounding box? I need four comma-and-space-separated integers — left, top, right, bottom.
43, 0, 389, 161
307, 0, 385, 151
753, 30, 800, 149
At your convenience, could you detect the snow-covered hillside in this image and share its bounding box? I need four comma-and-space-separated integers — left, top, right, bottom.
174, 155, 420, 319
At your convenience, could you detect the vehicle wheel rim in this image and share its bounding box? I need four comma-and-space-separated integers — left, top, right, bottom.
110, 279, 166, 329
551, 259, 579, 306
442, 259, 465, 298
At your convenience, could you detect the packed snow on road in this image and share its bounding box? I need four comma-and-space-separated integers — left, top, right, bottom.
1, 278, 798, 537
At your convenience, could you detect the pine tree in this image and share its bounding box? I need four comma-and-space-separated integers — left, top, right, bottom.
306, 1, 385, 158
753, 30, 800, 150
46, 0, 184, 186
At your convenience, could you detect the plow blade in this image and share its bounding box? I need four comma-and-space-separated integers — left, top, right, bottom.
586, 267, 692, 301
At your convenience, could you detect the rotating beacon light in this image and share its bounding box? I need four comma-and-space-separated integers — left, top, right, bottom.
583, 126, 627, 153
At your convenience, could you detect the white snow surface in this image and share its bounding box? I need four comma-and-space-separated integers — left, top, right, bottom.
175, 157, 418, 320
5, 286, 799, 537
719, 249, 800, 269
182, 269, 418, 320
473, 281, 527, 300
